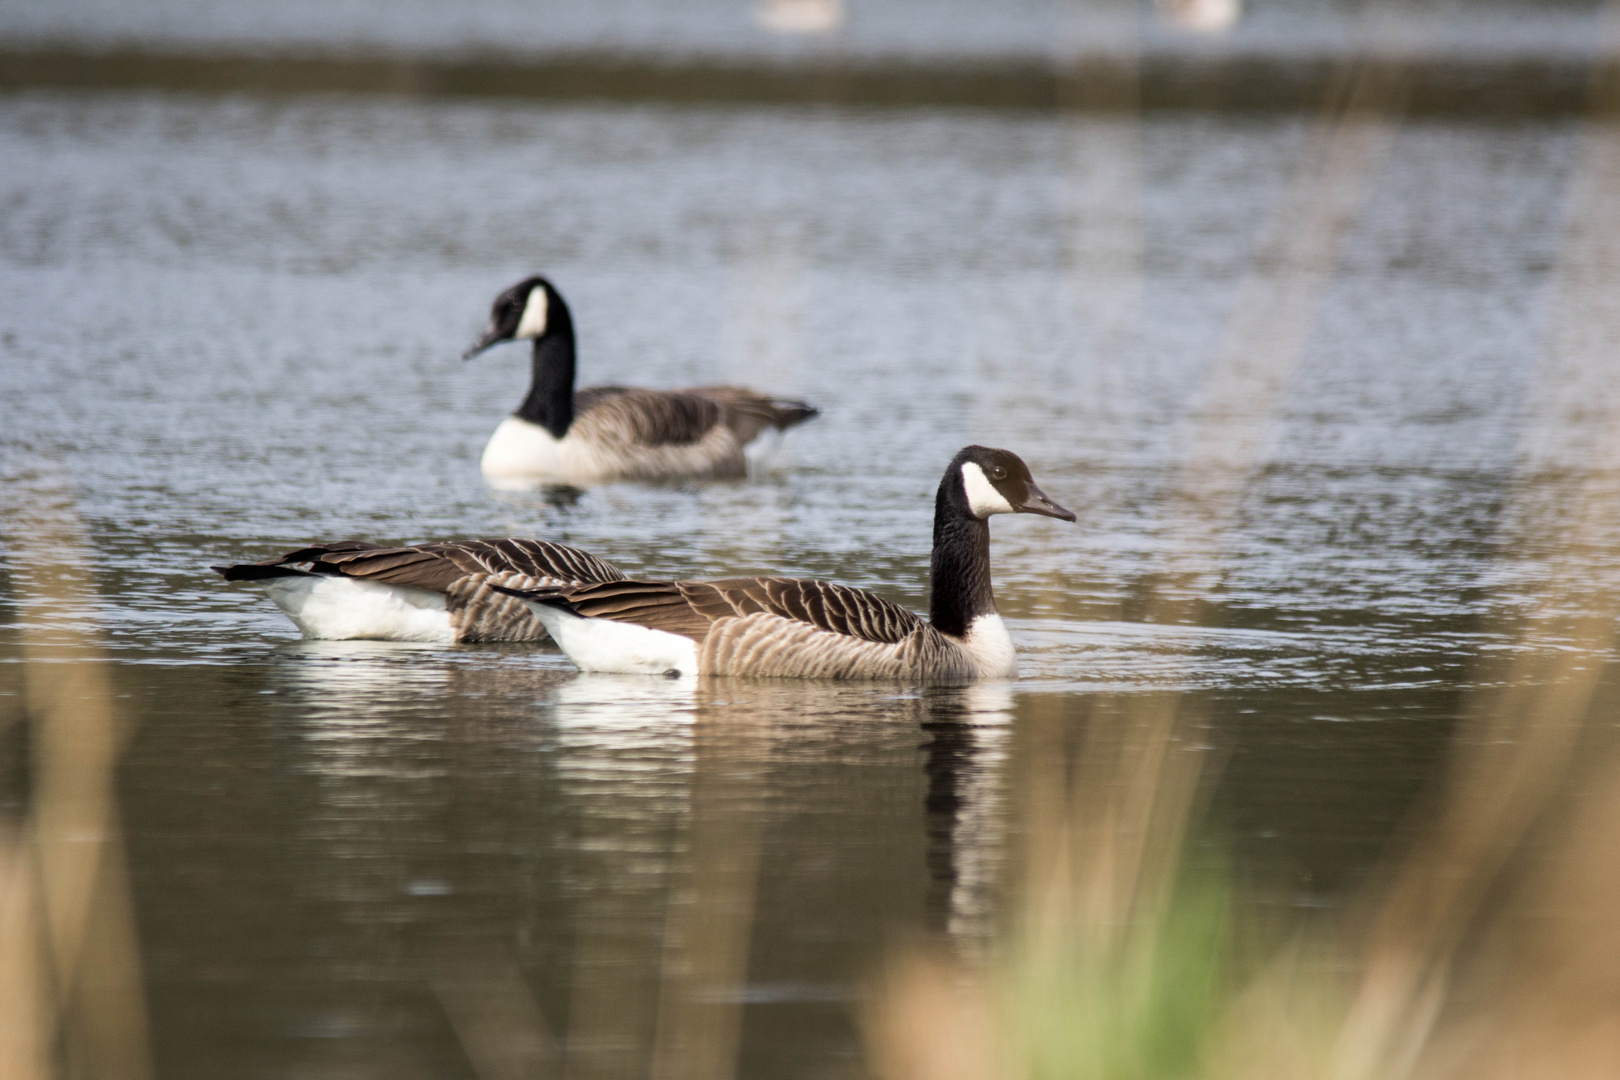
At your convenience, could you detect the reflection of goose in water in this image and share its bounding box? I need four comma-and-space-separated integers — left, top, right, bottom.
267, 641, 458, 778
267, 642, 578, 781
551, 672, 698, 733
269, 639, 453, 699
464, 277, 819, 486
921, 684, 1013, 942
495, 447, 1075, 681
267, 639, 577, 711
215, 538, 625, 643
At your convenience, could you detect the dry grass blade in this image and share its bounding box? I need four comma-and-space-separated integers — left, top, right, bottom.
2, 478, 151, 1080
432, 946, 561, 1080
648, 708, 775, 1080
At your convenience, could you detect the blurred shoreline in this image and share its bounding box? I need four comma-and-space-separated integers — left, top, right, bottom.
0, 43, 1607, 114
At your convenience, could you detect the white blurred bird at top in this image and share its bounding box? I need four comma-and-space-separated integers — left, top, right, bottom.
754, 0, 846, 34
1156, 0, 1242, 33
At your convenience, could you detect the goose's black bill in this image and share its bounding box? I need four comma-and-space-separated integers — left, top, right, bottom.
1018, 482, 1077, 522
462, 327, 505, 359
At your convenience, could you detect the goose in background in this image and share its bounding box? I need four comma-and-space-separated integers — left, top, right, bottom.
493, 446, 1075, 681
214, 539, 625, 643
464, 276, 820, 485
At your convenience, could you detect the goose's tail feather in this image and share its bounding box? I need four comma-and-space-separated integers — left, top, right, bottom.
762, 398, 818, 430
487, 582, 579, 613
213, 563, 315, 582
686, 386, 821, 441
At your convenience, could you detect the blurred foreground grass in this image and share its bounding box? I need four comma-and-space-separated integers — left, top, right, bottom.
1, 480, 151, 1080
867, 661, 1620, 1080
868, 5, 1620, 1074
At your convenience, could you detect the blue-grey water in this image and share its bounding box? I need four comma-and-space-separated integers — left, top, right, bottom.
2, 82, 1612, 1078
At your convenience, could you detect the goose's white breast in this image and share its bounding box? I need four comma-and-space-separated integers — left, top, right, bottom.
481, 416, 565, 479
961, 613, 1017, 679
480, 416, 625, 485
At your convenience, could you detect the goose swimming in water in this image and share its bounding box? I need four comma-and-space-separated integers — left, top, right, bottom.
214, 539, 626, 643
493, 446, 1075, 681
464, 276, 820, 485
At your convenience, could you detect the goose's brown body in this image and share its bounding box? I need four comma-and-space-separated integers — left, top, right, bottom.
484, 385, 818, 483
577, 385, 816, 450
538, 576, 986, 680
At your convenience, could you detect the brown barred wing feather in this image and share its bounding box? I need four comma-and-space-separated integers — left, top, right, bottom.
572, 387, 725, 448
417, 539, 626, 589
700, 578, 922, 644
573, 386, 822, 459
217, 539, 626, 642
408, 540, 627, 641
542, 576, 922, 648
544, 580, 718, 640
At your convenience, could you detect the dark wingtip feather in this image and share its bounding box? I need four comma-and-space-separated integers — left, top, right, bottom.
214, 563, 312, 582
774, 400, 820, 429
489, 582, 578, 612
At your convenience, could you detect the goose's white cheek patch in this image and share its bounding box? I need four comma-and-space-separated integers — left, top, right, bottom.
516, 286, 549, 339
961, 462, 1015, 517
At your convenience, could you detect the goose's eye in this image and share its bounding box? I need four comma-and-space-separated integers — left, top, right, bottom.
989, 466, 1006, 480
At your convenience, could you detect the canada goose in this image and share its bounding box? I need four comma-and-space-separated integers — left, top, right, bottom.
464, 276, 820, 484
214, 539, 625, 643
492, 446, 1075, 681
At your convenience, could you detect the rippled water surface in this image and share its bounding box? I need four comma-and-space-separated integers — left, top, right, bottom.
1, 91, 1608, 1077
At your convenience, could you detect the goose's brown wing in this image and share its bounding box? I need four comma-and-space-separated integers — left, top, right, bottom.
699, 577, 919, 643
216, 539, 628, 643
411, 539, 626, 589
537, 580, 715, 639
572, 387, 723, 448
573, 385, 818, 448
545, 576, 922, 646
220, 538, 624, 593
684, 387, 819, 442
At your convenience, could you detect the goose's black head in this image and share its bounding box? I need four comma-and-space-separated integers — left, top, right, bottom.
944, 446, 1077, 523
462, 276, 572, 359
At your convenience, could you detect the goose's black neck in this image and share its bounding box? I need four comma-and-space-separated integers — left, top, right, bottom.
515, 306, 577, 439
929, 473, 996, 639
